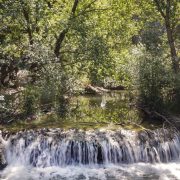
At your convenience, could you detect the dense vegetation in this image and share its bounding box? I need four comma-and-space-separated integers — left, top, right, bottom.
0, 0, 180, 125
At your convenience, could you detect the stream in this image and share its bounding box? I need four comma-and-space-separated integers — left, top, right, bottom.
0, 92, 180, 179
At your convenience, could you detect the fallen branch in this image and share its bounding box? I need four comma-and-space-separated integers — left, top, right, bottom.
85, 85, 110, 94
153, 111, 178, 131
136, 105, 179, 132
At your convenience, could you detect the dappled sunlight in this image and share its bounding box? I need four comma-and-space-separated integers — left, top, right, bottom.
1, 0, 180, 179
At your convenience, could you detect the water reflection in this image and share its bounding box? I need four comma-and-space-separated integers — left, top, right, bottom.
69, 91, 141, 125
100, 95, 106, 109
2, 91, 145, 131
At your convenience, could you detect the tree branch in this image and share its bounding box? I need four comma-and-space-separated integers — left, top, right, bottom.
153, 0, 166, 18
54, 0, 80, 58
54, 29, 68, 58
166, 0, 170, 20
74, 0, 98, 18
71, 0, 79, 15
19, 0, 33, 45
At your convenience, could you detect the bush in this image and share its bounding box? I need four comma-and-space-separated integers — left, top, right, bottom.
39, 76, 57, 111
55, 73, 70, 117
138, 52, 171, 111
23, 86, 40, 116
168, 73, 180, 113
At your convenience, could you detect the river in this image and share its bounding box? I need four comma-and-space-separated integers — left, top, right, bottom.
0, 92, 179, 180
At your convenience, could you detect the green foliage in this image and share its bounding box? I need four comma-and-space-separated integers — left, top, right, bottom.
56, 95, 70, 118
168, 73, 180, 112
23, 86, 40, 116
0, 95, 13, 122
138, 51, 171, 111
141, 21, 165, 54
88, 36, 111, 85
55, 72, 71, 117
136, 48, 180, 114
1, 0, 180, 122
39, 76, 56, 110
1, 0, 140, 89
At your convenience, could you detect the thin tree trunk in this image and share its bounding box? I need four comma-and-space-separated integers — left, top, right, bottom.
54, 29, 68, 58
20, 1, 33, 45
153, 0, 179, 73
165, 0, 179, 73
165, 18, 179, 73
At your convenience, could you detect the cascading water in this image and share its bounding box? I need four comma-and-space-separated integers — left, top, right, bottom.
0, 128, 180, 180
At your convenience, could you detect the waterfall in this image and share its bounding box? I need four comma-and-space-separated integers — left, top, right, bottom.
1, 128, 180, 168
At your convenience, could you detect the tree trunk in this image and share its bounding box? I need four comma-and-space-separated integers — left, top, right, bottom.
54, 0, 79, 59
54, 29, 68, 58
0, 62, 18, 88
20, 1, 33, 45
153, 0, 179, 73
164, 0, 179, 73
165, 10, 179, 73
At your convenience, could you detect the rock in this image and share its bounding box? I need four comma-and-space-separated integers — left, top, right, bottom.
0, 162, 7, 170
0, 143, 7, 170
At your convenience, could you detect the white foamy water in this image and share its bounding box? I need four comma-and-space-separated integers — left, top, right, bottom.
1, 163, 180, 180
0, 128, 180, 179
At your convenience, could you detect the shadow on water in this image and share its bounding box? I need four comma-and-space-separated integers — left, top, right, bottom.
0, 91, 162, 132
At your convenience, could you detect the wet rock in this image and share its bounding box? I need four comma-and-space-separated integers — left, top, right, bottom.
0, 143, 7, 170
0, 162, 7, 170
0, 127, 179, 167
89, 177, 100, 180
76, 174, 86, 180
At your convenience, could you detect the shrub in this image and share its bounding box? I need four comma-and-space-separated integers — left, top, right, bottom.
168, 73, 180, 113
39, 76, 56, 111
23, 86, 40, 116
138, 52, 171, 111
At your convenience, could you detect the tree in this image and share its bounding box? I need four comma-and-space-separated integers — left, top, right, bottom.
0, 0, 142, 88
153, 0, 179, 73
54, 0, 79, 59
